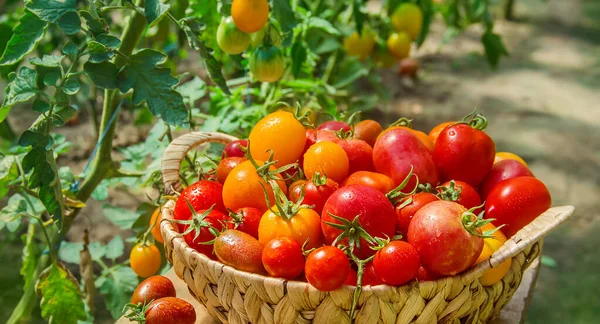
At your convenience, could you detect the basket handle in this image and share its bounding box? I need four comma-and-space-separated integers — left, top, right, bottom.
161, 132, 239, 195
488, 205, 574, 267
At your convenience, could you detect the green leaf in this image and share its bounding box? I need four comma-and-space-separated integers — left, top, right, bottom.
32, 98, 51, 113
481, 30, 508, 68
117, 49, 189, 128
91, 179, 109, 200
88, 41, 108, 53
541, 255, 558, 268
57, 11, 81, 35
1, 67, 38, 122
43, 72, 61, 86
145, 0, 170, 27
353, 0, 366, 35
62, 42, 78, 56
0, 155, 19, 199
62, 78, 80, 95
291, 41, 307, 78
80, 10, 107, 35
188, 0, 220, 51
95, 34, 121, 49
30, 54, 65, 67
176, 76, 206, 104
102, 204, 140, 229
88, 40, 115, 63
105, 235, 124, 259
416, 0, 434, 47
0, 194, 27, 232
331, 59, 369, 88
306, 17, 340, 35
84, 61, 118, 89
0, 10, 48, 66
36, 262, 87, 324
97, 265, 138, 319
272, 0, 297, 46
26, 0, 78, 24
21, 225, 40, 290
88, 241, 106, 261
59, 241, 83, 264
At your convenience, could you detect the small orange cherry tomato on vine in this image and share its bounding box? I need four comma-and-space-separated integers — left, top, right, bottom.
130, 243, 162, 278
231, 0, 270, 33
303, 141, 349, 183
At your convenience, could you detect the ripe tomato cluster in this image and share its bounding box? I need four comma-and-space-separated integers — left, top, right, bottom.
172, 108, 551, 293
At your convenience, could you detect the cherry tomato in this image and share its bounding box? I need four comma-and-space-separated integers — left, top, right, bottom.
173, 180, 226, 232
216, 157, 245, 184
387, 32, 411, 59
131, 276, 176, 305
227, 207, 262, 239
408, 201, 484, 276
217, 16, 250, 54
130, 243, 162, 278
479, 160, 534, 200
150, 208, 164, 244
144, 297, 196, 324
262, 237, 305, 279
334, 138, 375, 174
222, 159, 287, 212
343, 30, 376, 60
249, 45, 285, 82
214, 229, 266, 274
475, 223, 511, 286
322, 185, 396, 258
391, 3, 423, 40
345, 267, 358, 286
231, 0, 269, 33
303, 141, 349, 183
416, 266, 440, 281
485, 177, 551, 238
249, 111, 306, 168
374, 241, 420, 286
438, 180, 482, 212
428, 121, 455, 144
258, 206, 322, 249
222, 139, 248, 158
399, 58, 419, 78
362, 262, 384, 286
317, 120, 351, 132
305, 246, 350, 291
182, 209, 229, 258
395, 192, 439, 236
288, 173, 339, 214
494, 151, 527, 167
433, 121, 496, 187
342, 171, 395, 194
354, 120, 383, 147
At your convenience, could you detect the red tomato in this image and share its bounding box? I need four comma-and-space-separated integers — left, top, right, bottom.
262, 237, 305, 280
433, 123, 495, 186
395, 192, 439, 236
321, 185, 396, 258
416, 266, 440, 281
173, 180, 226, 232
345, 267, 358, 286
131, 276, 176, 305
408, 201, 484, 276
428, 121, 454, 144
305, 246, 350, 291
142, 297, 195, 324
362, 261, 384, 286
438, 180, 482, 212
342, 171, 395, 194
334, 138, 375, 174
216, 157, 245, 184
317, 120, 351, 132
478, 160, 534, 200
222, 139, 248, 158
373, 128, 439, 190
485, 177, 551, 238
399, 58, 419, 78
183, 209, 229, 258
214, 229, 266, 274
228, 207, 262, 239
374, 241, 420, 286
288, 173, 339, 214
354, 120, 383, 147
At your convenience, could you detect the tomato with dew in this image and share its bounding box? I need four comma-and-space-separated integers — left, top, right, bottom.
214, 229, 266, 274
305, 246, 350, 291
131, 276, 176, 305
262, 237, 305, 280
478, 160, 534, 200
373, 241, 420, 286
130, 243, 162, 278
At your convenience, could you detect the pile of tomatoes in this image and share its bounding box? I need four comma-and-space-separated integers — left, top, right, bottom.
170, 107, 552, 294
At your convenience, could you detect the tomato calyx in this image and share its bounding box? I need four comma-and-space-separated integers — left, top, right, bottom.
245, 140, 298, 181
460, 109, 489, 131
461, 205, 500, 238
436, 180, 462, 202
262, 180, 313, 221
324, 214, 386, 250
385, 166, 418, 205
122, 300, 151, 323
311, 172, 328, 187
278, 101, 315, 127
173, 201, 222, 244
390, 117, 413, 128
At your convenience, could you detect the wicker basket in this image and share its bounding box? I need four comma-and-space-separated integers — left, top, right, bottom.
160, 132, 574, 324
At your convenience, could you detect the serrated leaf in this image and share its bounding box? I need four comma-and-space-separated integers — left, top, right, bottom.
0, 155, 19, 199
27, 0, 78, 24
62, 42, 78, 56
97, 265, 138, 319
30, 54, 64, 67
105, 235, 124, 259
80, 10, 107, 35
36, 262, 87, 324
83, 61, 118, 89
145, 0, 170, 28
291, 41, 307, 78
0, 194, 27, 232
117, 49, 189, 128
272, 0, 297, 46
481, 30, 509, 68
176, 76, 206, 104
62, 78, 80, 95
1, 67, 38, 122
102, 204, 140, 229
95, 34, 121, 49
32, 98, 51, 113
21, 225, 40, 290
0, 10, 48, 66
307, 17, 340, 35
58, 11, 81, 35
59, 241, 83, 264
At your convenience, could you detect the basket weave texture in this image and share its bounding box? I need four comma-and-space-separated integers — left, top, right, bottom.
160, 132, 574, 324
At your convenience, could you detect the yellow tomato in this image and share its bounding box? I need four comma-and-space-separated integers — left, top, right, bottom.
248, 111, 307, 167
494, 152, 528, 167
343, 30, 376, 60
387, 32, 411, 59
476, 223, 511, 286
372, 44, 397, 68
258, 208, 323, 249
391, 3, 423, 40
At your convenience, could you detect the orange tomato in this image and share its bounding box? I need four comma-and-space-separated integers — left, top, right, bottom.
494, 152, 528, 167
231, 0, 269, 33
222, 160, 287, 212
150, 208, 164, 244
249, 111, 307, 168
378, 126, 433, 152
428, 121, 455, 144
342, 171, 395, 194
353, 120, 383, 147
130, 243, 162, 278
475, 223, 511, 286
303, 142, 349, 183
216, 157, 245, 184
258, 208, 322, 249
